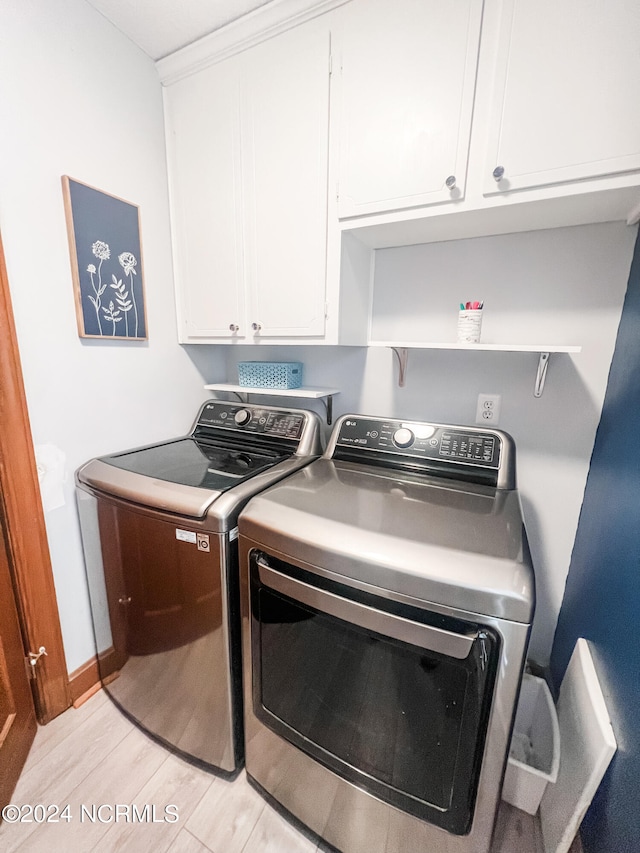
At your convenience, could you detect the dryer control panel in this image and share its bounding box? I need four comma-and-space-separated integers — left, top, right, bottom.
329, 416, 516, 490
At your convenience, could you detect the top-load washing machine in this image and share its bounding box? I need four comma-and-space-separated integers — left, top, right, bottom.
238, 413, 535, 852
76, 400, 322, 775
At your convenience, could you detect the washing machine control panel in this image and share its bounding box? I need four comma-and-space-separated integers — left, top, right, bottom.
196, 401, 306, 440
334, 417, 501, 469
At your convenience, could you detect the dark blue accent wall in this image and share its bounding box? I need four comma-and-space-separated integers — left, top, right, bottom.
550, 226, 640, 852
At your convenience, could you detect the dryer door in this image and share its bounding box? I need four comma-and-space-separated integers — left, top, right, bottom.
249, 550, 500, 835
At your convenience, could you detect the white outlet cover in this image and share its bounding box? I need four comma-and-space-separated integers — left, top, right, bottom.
476, 394, 501, 425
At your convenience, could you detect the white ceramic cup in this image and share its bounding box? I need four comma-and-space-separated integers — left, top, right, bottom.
457, 309, 483, 343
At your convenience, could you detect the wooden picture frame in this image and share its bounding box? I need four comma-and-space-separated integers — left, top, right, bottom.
62, 176, 148, 340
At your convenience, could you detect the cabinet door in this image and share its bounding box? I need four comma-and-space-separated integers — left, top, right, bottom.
165, 58, 246, 340
336, 0, 484, 218
484, 0, 640, 195
242, 21, 329, 338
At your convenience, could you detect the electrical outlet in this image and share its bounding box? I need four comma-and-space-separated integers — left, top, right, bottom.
476, 393, 501, 426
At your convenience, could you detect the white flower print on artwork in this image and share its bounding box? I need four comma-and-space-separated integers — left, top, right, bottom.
118, 252, 140, 337
82, 240, 142, 338
119, 252, 136, 276
92, 240, 110, 261
86, 242, 111, 335
110, 274, 133, 337
102, 300, 123, 336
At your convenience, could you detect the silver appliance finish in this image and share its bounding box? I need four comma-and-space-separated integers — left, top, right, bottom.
76, 400, 322, 774
239, 414, 535, 852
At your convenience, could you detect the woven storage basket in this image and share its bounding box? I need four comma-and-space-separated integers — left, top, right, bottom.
237, 361, 303, 389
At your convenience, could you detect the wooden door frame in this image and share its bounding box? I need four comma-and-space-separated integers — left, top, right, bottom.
1, 506, 38, 806
0, 233, 70, 724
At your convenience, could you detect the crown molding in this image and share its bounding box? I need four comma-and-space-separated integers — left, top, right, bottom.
157, 0, 350, 85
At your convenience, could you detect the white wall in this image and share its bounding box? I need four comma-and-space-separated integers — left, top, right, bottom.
220, 221, 637, 664
0, 0, 224, 672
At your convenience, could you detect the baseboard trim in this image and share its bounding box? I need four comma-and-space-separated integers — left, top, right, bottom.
68, 648, 120, 707
72, 680, 102, 709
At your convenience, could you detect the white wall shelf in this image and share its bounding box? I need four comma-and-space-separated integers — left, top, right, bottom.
369, 341, 582, 353
369, 344, 582, 397
204, 383, 340, 423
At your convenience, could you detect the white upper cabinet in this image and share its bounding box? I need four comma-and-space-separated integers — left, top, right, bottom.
164, 18, 331, 342
242, 22, 330, 338
483, 0, 640, 195
336, 0, 484, 217
163, 0, 640, 332
165, 57, 245, 339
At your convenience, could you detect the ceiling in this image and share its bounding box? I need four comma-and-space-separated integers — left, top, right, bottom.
85, 0, 275, 61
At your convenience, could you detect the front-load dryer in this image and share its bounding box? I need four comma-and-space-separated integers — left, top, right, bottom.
238, 413, 534, 851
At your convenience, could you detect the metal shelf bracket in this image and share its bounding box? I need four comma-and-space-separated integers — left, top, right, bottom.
534, 352, 550, 397
320, 395, 334, 425
391, 347, 409, 388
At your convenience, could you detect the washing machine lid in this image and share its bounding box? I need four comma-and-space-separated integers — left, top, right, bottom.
77, 438, 303, 522
103, 436, 288, 490
239, 458, 535, 623
76, 402, 323, 524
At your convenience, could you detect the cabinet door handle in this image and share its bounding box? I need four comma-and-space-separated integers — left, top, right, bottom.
229, 324, 239, 332
445, 175, 457, 190
251, 322, 262, 332
492, 165, 505, 182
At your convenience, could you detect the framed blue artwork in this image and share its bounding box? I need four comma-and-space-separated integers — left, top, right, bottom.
62, 176, 148, 340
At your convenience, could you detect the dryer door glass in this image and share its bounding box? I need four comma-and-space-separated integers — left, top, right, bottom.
249, 552, 499, 836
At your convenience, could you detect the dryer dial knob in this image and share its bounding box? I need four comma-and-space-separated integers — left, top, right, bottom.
393, 427, 415, 448
234, 409, 252, 426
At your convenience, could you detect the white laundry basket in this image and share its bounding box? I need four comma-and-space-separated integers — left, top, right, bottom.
502, 673, 560, 815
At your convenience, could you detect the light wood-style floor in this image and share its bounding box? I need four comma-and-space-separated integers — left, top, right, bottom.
0, 689, 565, 853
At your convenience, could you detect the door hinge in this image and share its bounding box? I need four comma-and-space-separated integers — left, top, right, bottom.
325, 301, 330, 319
25, 645, 48, 678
